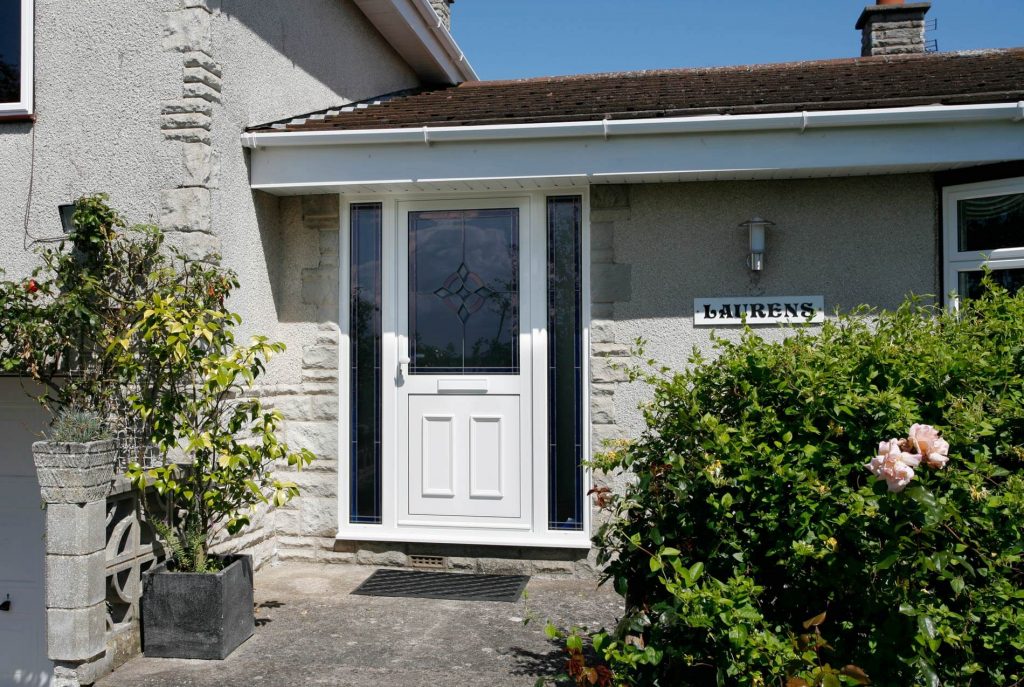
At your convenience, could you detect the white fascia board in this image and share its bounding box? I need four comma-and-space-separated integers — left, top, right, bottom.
244, 102, 1024, 148
245, 103, 1024, 192
352, 0, 477, 84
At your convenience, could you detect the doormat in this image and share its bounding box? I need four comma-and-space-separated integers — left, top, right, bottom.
351, 569, 530, 603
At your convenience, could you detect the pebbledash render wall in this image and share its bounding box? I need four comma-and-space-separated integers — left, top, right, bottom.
0, 0, 419, 568
276, 173, 939, 575
588, 175, 939, 445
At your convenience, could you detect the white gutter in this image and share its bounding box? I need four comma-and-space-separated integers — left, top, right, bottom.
242, 102, 1024, 149
352, 0, 477, 84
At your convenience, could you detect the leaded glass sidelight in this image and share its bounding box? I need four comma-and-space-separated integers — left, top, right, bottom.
350, 203, 382, 524
409, 209, 520, 375
547, 196, 584, 531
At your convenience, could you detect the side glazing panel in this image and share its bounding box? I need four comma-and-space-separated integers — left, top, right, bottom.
350, 203, 383, 524
547, 196, 584, 531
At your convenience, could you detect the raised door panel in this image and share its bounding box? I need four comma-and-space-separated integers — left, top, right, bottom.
407, 394, 521, 520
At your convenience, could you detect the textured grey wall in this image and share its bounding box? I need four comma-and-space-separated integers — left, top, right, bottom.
0, 0, 180, 280
603, 175, 940, 439
0, 0, 419, 388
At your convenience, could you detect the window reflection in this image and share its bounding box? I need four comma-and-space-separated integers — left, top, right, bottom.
957, 193, 1024, 253
0, 2, 21, 104
958, 268, 1024, 300
409, 209, 520, 375
547, 197, 584, 531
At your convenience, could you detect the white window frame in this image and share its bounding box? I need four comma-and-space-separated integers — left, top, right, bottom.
943, 176, 1024, 307
0, 0, 34, 117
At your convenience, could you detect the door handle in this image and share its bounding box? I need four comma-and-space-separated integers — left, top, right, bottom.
0, 595, 10, 612
399, 356, 411, 378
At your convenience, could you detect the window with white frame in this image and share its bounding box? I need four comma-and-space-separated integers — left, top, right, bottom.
943, 176, 1024, 304
0, 0, 33, 117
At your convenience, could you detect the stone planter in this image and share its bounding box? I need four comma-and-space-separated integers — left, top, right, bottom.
32, 439, 117, 504
141, 554, 254, 660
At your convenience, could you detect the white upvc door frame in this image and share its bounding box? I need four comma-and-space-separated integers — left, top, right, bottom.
336, 189, 592, 549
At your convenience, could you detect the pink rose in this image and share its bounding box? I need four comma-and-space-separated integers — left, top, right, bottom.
909, 424, 950, 469
866, 439, 919, 492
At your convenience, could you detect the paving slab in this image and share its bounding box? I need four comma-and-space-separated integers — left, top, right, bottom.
98, 563, 622, 687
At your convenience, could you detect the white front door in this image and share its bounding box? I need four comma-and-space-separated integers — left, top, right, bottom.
0, 380, 53, 687
395, 199, 537, 531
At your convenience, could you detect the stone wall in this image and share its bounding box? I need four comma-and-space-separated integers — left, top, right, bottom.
269, 196, 344, 564
160, 1, 223, 261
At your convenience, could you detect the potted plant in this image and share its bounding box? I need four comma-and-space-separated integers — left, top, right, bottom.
32, 409, 116, 504
121, 271, 314, 660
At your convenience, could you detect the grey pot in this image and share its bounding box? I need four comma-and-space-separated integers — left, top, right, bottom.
141, 554, 255, 660
32, 439, 117, 504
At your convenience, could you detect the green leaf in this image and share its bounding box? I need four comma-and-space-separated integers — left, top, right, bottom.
951, 576, 965, 596
918, 615, 936, 640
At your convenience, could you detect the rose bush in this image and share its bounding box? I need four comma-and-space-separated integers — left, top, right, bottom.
585, 281, 1024, 686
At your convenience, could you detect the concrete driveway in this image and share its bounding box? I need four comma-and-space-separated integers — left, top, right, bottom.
99, 563, 623, 687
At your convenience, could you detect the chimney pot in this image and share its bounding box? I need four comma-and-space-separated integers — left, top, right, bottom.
856, 2, 931, 57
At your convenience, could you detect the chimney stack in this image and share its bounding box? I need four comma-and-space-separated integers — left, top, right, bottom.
856, 1, 931, 57
429, 0, 454, 31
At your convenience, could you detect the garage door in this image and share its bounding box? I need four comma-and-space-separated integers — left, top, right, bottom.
0, 379, 53, 687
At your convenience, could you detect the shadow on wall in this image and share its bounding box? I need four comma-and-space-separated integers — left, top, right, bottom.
252, 186, 286, 320
252, 188, 341, 327
214, 0, 420, 112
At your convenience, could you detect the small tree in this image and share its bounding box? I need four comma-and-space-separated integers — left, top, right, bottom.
119, 282, 314, 572
0, 194, 314, 573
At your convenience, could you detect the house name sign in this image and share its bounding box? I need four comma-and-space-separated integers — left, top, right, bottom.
694, 296, 825, 326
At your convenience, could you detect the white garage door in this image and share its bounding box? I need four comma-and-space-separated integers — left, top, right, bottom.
0, 379, 52, 687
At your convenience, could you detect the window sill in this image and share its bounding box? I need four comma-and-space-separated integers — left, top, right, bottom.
0, 111, 35, 123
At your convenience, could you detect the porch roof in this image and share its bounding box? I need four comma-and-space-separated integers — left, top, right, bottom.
250, 49, 1024, 133
242, 49, 1024, 195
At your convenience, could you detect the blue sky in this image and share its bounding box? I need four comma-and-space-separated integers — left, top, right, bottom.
452, 1, 1024, 80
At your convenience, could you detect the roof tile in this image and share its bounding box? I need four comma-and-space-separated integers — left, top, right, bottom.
251, 49, 1024, 133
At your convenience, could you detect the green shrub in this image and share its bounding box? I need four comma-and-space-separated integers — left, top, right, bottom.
591, 284, 1024, 686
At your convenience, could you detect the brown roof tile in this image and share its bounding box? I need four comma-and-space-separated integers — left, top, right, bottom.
251, 49, 1024, 132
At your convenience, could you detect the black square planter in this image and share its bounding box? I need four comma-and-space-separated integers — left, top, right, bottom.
141, 555, 255, 660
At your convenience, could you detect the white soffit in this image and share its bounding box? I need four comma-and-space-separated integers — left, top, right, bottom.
244, 103, 1024, 194
353, 0, 477, 84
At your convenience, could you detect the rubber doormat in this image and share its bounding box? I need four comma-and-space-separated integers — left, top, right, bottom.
351, 569, 530, 603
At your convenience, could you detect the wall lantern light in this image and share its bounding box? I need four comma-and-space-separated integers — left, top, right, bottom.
740, 216, 774, 272
58, 204, 77, 234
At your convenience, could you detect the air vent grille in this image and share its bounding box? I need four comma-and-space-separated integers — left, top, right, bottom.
409, 555, 446, 570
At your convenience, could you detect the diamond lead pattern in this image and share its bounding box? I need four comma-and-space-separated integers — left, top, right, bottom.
433, 262, 494, 324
